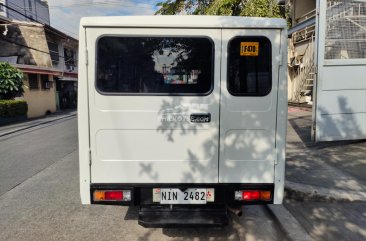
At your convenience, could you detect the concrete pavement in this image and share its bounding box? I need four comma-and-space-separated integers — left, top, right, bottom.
0, 110, 77, 137
286, 106, 366, 201
0, 117, 78, 196
281, 106, 366, 241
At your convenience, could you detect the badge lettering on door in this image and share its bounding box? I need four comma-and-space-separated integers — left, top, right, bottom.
190, 113, 211, 123
240, 42, 259, 56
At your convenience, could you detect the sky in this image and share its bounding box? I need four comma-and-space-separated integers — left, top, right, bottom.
47, 0, 160, 39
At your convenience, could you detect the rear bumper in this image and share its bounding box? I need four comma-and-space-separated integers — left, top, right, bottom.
90, 183, 274, 206
138, 207, 229, 228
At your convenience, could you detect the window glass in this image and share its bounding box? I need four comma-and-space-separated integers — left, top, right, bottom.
28, 74, 39, 90
47, 41, 59, 64
227, 37, 272, 96
64, 48, 76, 68
41, 75, 50, 90
28, 0, 32, 11
96, 36, 213, 95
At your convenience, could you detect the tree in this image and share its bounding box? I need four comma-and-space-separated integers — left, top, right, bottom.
0, 62, 24, 100
156, 0, 283, 18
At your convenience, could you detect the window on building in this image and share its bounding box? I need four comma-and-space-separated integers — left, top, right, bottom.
47, 41, 59, 64
41, 75, 51, 90
28, 0, 33, 11
28, 74, 39, 90
96, 36, 214, 95
64, 48, 76, 70
227, 36, 272, 96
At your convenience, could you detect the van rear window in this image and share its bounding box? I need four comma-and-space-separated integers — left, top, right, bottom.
227, 36, 272, 96
96, 36, 214, 95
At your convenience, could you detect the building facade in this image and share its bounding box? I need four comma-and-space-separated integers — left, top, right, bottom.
0, 9, 78, 118
45, 25, 78, 110
0, 0, 50, 24
288, 0, 366, 141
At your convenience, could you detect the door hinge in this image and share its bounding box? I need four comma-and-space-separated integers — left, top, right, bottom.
85, 49, 88, 66
274, 159, 278, 165
89, 150, 92, 166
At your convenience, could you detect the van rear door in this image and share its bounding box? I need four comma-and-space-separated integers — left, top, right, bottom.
219, 29, 281, 183
86, 28, 221, 183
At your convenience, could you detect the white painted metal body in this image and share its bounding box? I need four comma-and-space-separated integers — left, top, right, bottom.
78, 16, 287, 205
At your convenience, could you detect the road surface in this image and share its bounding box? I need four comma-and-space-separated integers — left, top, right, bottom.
0, 117, 288, 241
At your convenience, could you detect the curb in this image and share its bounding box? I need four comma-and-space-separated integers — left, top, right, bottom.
285, 181, 366, 202
0, 113, 77, 137
266, 204, 315, 241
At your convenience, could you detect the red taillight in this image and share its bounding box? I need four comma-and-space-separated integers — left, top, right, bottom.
93, 190, 131, 202
242, 191, 260, 200
105, 191, 123, 201
235, 190, 272, 201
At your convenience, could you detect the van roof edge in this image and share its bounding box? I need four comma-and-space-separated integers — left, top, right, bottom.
79, 16, 287, 29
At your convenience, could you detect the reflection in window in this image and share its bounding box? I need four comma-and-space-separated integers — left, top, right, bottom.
96, 37, 213, 94
227, 37, 272, 96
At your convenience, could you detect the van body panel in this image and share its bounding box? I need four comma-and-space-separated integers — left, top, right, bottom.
86, 28, 221, 183
78, 26, 91, 204
273, 29, 288, 204
80, 15, 286, 29
78, 16, 288, 207
219, 29, 280, 183
94, 129, 217, 183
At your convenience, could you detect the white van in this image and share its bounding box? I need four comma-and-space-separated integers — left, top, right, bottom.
78, 16, 287, 227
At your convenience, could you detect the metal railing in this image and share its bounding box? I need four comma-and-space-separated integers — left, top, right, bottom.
293, 36, 315, 103
295, 9, 316, 25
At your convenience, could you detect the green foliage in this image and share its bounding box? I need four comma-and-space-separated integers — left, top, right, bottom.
156, 0, 285, 19
0, 62, 25, 100
240, 0, 281, 18
205, 0, 242, 16
156, 0, 211, 15
156, 0, 185, 15
0, 100, 28, 118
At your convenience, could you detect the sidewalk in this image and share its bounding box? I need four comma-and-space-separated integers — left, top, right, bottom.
0, 110, 77, 137
282, 106, 366, 241
286, 106, 366, 201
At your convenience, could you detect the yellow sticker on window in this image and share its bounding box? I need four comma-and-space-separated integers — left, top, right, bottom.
240, 42, 259, 56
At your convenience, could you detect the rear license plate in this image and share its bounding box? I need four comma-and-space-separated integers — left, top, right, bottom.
160, 188, 207, 204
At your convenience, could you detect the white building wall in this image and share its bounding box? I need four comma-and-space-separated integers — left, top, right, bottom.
315, 0, 366, 141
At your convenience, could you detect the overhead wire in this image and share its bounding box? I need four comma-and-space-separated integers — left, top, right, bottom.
0, 30, 76, 62
6, 0, 158, 38
20, 0, 155, 10
50, 0, 154, 9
